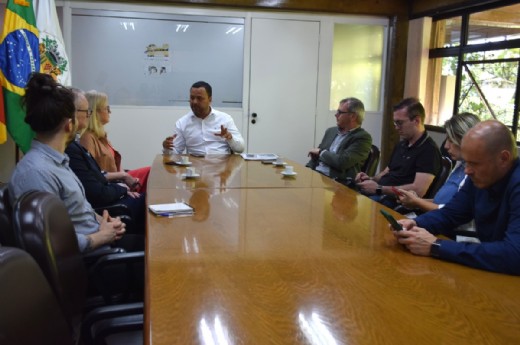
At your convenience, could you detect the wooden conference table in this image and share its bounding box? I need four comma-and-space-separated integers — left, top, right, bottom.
145, 154, 520, 344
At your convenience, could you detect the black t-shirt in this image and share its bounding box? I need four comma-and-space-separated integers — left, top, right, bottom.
380, 131, 441, 186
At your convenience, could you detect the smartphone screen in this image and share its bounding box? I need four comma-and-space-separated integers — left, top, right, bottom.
380, 209, 403, 231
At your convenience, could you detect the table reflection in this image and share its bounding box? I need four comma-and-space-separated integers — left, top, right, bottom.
189, 186, 212, 222
159, 154, 243, 190
199, 315, 231, 345
152, 154, 338, 189
331, 184, 358, 222
298, 311, 339, 345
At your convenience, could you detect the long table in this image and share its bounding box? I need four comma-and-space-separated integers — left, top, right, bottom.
145, 154, 520, 344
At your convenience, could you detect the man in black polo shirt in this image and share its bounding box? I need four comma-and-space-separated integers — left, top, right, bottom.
355, 98, 441, 209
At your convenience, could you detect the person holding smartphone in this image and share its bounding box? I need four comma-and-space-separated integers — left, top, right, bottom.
355, 98, 441, 209
392, 120, 520, 275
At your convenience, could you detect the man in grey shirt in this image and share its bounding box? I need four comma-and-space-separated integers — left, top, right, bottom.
9, 73, 125, 253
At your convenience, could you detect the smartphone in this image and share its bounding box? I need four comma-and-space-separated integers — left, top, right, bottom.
391, 186, 403, 197
380, 209, 403, 231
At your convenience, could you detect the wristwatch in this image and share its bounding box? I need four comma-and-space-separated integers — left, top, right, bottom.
430, 239, 442, 258
376, 185, 383, 195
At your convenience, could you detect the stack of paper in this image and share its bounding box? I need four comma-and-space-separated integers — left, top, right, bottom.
148, 202, 194, 217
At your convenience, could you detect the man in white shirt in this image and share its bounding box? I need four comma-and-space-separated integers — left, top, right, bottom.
162, 81, 244, 155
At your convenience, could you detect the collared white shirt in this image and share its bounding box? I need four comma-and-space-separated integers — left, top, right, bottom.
166, 108, 244, 156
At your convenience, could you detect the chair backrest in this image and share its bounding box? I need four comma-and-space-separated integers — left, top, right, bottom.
424, 156, 453, 199
361, 145, 380, 176
12, 190, 87, 338
0, 183, 16, 246
0, 246, 74, 345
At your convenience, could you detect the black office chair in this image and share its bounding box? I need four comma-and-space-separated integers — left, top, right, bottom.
0, 246, 76, 345
335, 145, 381, 189
11, 190, 143, 344
424, 156, 453, 199
12, 190, 87, 340
439, 138, 456, 169
0, 184, 138, 306
361, 144, 380, 176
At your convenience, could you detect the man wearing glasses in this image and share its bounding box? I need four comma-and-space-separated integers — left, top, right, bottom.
355, 97, 441, 209
65, 89, 145, 247
306, 97, 372, 181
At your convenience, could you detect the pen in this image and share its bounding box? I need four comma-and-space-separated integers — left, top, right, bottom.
155, 212, 193, 218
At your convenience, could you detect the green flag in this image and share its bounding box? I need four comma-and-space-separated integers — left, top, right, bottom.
0, 0, 40, 153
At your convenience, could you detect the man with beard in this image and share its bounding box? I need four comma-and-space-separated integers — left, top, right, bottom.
162, 81, 244, 155
8, 73, 125, 253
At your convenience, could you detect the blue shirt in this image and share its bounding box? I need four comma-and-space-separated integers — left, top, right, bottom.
415, 158, 520, 275
433, 161, 466, 206
8, 140, 100, 252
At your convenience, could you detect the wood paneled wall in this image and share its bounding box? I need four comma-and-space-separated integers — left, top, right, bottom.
409, 0, 513, 17
108, 0, 409, 16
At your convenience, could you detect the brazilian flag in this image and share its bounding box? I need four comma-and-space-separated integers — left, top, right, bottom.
0, 0, 39, 153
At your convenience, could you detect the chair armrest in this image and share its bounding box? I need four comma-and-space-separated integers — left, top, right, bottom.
82, 302, 143, 344
90, 251, 144, 270
94, 204, 136, 234
88, 251, 145, 304
83, 247, 126, 267
84, 302, 144, 321
94, 204, 131, 218
91, 314, 143, 345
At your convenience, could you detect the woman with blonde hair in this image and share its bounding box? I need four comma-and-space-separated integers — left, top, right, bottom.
80, 90, 150, 192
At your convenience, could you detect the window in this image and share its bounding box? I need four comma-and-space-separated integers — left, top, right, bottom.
425, 3, 520, 137
330, 24, 385, 111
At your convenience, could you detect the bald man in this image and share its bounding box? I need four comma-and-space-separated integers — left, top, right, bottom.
393, 120, 520, 275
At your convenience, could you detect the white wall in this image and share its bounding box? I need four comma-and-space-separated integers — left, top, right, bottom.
100, 106, 383, 170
